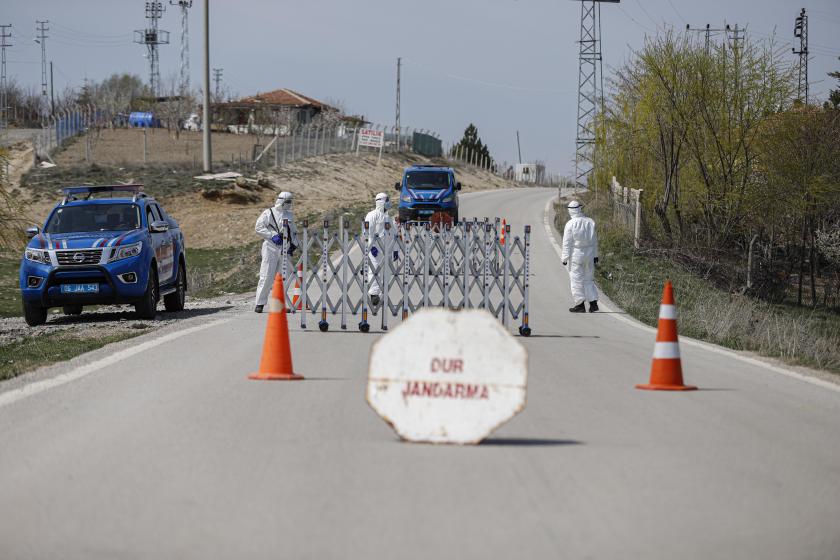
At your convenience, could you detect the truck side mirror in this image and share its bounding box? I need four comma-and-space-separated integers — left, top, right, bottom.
455, 182, 462, 191
26, 226, 40, 239
394, 182, 401, 191
149, 220, 170, 233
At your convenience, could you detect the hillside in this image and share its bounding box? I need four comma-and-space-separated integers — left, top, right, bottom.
14, 133, 518, 249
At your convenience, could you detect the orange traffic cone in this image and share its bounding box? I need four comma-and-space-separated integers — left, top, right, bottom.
291, 263, 303, 311
500, 219, 507, 245
249, 273, 303, 381
636, 280, 696, 391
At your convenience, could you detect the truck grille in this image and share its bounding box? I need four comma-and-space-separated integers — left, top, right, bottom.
56, 248, 103, 265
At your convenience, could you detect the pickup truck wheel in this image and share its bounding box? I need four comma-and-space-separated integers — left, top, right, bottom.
62, 305, 83, 316
135, 267, 159, 320
23, 301, 48, 326
163, 263, 186, 312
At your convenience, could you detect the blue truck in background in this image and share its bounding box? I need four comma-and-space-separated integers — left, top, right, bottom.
394, 165, 461, 224
19, 185, 188, 326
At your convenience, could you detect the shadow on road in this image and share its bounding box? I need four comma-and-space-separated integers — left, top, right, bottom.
523, 334, 600, 339
480, 437, 583, 447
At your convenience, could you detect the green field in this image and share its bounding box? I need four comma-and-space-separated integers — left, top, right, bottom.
0, 255, 21, 317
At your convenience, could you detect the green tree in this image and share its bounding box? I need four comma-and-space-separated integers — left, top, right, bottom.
451, 124, 493, 168
87, 73, 149, 117
597, 30, 795, 248
827, 57, 840, 110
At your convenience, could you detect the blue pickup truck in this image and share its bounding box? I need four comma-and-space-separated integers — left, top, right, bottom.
19, 185, 188, 326
394, 165, 461, 223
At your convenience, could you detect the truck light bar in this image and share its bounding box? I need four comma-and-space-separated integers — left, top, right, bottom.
60, 184, 147, 204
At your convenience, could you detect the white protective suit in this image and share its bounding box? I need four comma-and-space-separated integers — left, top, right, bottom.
561, 202, 599, 305
364, 193, 395, 297
254, 192, 299, 306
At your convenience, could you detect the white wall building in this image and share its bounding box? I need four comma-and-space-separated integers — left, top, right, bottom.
514, 163, 546, 184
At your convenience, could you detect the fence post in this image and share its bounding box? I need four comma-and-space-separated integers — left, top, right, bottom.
634, 189, 643, 249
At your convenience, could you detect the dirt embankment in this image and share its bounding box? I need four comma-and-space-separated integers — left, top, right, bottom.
165, 152, 516, 249
15, 129, 520, 249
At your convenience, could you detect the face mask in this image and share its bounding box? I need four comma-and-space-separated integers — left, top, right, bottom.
568, 207, 581, 219
376, 198, 390, 212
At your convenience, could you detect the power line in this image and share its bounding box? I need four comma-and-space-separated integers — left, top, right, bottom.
665, 0, 687, 26
634, 0, 660, 30
685, 24, 727, 55
618, 5, 654, 33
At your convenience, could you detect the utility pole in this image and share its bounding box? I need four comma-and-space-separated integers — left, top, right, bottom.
134, 1, 169, 97
212, 68, 222, 101
727, 23, 745, 52
202, 0, 211, 172
35, 20, 49, 119
395, 57, 401, 152
727, 23, 745, 93
685, 23, 726, 55
0, 24, 11, 130
516, 130, 522, 164
49, 61, 55, 115
574, 0, 618, 193
793, 8, 809, 104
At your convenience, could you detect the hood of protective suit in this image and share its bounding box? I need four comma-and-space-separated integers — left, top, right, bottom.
375, 193, 391, 212
275, 192, 293, 210
567, 200, 583, 219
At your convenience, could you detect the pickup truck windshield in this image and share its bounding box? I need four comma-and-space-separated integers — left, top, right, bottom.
405, 171, 451, 190
45, 204, 141, 234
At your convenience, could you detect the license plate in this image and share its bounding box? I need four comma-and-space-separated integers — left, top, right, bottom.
61, 283, 99, 294
418, 210, 434, 215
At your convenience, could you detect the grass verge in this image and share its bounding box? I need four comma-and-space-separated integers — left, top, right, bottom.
556, 197, 840, 374
0, 331, 143, 381
0, 255, 21, 318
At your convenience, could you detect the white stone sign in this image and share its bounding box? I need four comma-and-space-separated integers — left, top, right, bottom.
366, 309, 528, 444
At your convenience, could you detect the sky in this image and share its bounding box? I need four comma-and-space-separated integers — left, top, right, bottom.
3, 0, 840, 176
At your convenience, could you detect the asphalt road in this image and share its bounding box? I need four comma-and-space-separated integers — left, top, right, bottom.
1, 187, 839, 559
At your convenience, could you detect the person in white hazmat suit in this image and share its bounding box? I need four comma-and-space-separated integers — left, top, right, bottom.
364, 192, 398, 307
253, 191, 299, 313
561, 200, 600, 313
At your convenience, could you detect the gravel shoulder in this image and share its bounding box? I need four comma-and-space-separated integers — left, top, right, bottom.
0, 294, 252, 382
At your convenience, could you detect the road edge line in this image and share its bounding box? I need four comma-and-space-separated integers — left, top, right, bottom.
541, 197, 840, 394
0, 318, 232, 409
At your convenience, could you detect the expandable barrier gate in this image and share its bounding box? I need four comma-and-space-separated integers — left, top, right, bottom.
272, 217, 532, 336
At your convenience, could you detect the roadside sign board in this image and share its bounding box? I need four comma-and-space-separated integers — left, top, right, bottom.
357, 128, 384, 148
367, 309, 528, 444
